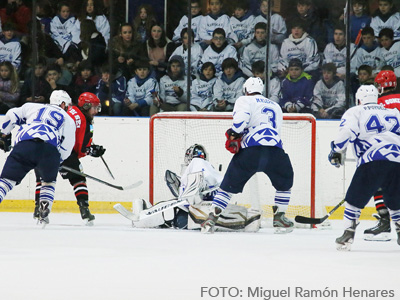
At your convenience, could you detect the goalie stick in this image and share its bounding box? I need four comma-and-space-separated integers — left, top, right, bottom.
60, 165, 142, 190
295, 199, 345, 224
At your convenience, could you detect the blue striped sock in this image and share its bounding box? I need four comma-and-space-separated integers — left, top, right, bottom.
274, 190, 291, 212
343, 203, 361, 228
212, 189, 232, 211
389, 209, 400, 223
0, 178, 16, 203
40, 182, 56, 210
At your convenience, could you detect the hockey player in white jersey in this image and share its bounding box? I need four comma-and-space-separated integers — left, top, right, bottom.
330, 85, 400, 250
201, 77, 294, 234
0, 90, 76, 225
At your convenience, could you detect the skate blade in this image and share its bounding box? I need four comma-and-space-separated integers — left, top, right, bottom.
363, 233, 391, 241
85, 220, 94, 227
274, 227, 294, 234
336, 241, 352, 251
201, 224, 215, 234
39, 218, 49, 229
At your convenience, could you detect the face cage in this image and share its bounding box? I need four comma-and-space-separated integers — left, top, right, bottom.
82, 102, 101, 113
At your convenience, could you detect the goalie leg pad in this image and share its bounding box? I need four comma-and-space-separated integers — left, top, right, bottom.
133, 200, 177, 228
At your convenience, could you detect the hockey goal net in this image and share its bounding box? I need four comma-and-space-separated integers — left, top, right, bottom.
149, 112, 316, 227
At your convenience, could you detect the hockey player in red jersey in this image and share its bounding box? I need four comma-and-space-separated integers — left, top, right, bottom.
34, 92, 105, 225
363, 70, 400, 240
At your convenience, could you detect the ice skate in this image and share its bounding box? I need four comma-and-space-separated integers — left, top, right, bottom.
395, 222, 400, 246
363, 213, 391, 241
201, 207, 222, 234
33, 201, 40, 220
79, 206, 95, 226
38, 201, 50, 228
336, 220, 358, 251
273, 206, 293, 234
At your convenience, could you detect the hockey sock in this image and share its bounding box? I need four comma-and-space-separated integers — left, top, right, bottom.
373, 193, 388, 215
212, 188, 232, 212
388, 209, 400, 223
35, 181, 42, 203
39, 182, 56, 210
274, 190, 291, 213
0, 178, 16, 203
73, 181, 89, 207
343, 202, 361, 229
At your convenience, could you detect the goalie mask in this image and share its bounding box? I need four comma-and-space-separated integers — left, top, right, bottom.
356, 85, 378, 105
184, 144, 208, 165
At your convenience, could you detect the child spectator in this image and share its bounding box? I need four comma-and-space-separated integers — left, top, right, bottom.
312, 63, 345, 119
0, 61, 20, 113
351, 64, 373, 96
170, 28, 203, 78
0, 0, 31, 35
278, 19, 320, 81
252, 0, 287, 45
150, 55, 187, 116
280, 58, 314, 113
132, 4, 158, 44
96, 64, 127, 116
19, 57, 52, 104
190, 62, 217, 111
252, 60, 280, 103
212, 58, 245, 111
36, 0, 54, 34
172, 0, 203, 44
73, 60, 100, 96
323, 23, 356, 80
124, 60, 158, 116
230, 0, 254, 51
50, 2, 80, 63
111, 23, 146, 79
198, 28, 237, 76
370, 0, 400, 40
350, 0, 371, 43
145, 23, 176, 80
353, 26, 384, 76
198, 0, 234, 49
240, 22, 279, 77
45, 63, 75, 100
0, 22, 21, 72
379, 28, 400, 77
72, 0, 111, 46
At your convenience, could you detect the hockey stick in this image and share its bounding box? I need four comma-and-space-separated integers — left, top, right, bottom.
60, 165, 142, 190
100, 155, 115, 180
295, 199, 345, 224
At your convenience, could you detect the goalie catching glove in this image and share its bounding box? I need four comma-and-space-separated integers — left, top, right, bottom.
328, 141, 345, 168
0, 133, 12, 152
225, 129, 242, 154
88, 144, 106, 157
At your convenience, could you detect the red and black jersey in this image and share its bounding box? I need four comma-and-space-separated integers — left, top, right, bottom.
378, 91, 400, 111
67, 106, 93, 159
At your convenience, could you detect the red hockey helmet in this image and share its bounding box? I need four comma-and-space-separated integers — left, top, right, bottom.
374, 70, 397, 94
78, 92, 101, 112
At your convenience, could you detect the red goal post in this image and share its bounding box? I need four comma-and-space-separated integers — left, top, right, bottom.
149, 112, 316, 223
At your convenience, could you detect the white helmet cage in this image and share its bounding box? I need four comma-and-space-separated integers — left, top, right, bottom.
49, 90, 72, 107
184, 144, 208, 165
356, 85, 379, 105
243, 77, 264, 94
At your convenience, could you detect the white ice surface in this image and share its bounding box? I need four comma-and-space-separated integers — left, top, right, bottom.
0, 213, 399, 300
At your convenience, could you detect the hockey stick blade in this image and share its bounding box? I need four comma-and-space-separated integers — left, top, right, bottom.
113, 203, 139, 221
295, 199, 346, 225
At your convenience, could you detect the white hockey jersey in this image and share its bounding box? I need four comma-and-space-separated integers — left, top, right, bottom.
198, 14, 233, 42
159, 75, 187, 105
240, 41, 279, 77
252, 13, 287, 45
50, 15, 76, 54
279, 34, 320, 72
353, 44, 384, 75
190, 76, 217, 110
312, 79, 345, 113
172, 14, 203, 43
323, 43, 356, 74
230, 13, 255, 46
0, 36, 21, 70
332, 103, 400, 167
370, 13, 400, 40
198, 43, 237, 76
126, 76, 159, 106
71, 15, 111, 45
1, 103, 76, 161
231, 94, 284, 149
380, 41, 400, 77
170, 43, 203, 77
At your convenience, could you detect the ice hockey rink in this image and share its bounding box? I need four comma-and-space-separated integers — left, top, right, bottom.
0, 212, 398, 300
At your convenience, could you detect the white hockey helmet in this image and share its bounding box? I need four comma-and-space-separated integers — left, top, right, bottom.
184, 144, 208, 165
50, 90, 72, 107
356, 85, 378, 105
243, 77, 264, 95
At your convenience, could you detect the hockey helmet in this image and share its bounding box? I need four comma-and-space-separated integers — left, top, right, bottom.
243, 77, 264, 95
184, 144, 208, 165
374, 70, 397, 94
78, 92, 101, 112
49, 90, 72, 107
356, 85, 378, 105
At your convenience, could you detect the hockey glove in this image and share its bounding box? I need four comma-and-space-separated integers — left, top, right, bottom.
88, 144, 106, 157
328, 150, 342, 168
0, 133, 12, 152
225, 129, 242, 154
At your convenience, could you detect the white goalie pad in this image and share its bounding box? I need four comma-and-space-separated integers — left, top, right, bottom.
132, 199, 176, 228
188, 202, 261, 232
179, 171, 204, 205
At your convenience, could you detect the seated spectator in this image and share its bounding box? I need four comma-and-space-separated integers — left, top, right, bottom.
230, 0, 254, 51
350, 0, 371, 43
145, 23, 176, 80
45, 63, 75, 100
322, 6, 345, 46
73, 60, 100, 96
190, 62, 217, 111
170, 28, 203, 78
280, 58, 314, 113
19, 57, 52, 104
370, 0, 400, 40
252, 0, 287, 45
198, 28, 237, 77
123, 60, 158, 117
351, 64, 373, 97
0, 22, 21, 72
240, 22, 279, 77
96, 63, 127, 116
212, 58, 245, 111
0, 61, 20, 113
312, 63, 345, 119
172, 0, 203, 44
150, 55, 187, 116
36, 0, 54, 34
251, 60, 280, 103
278, 19, 320, 81
72, 0, 110, 46
111, 23, 146, 79
132, 4, 158, 44
0, 0, 31, 35
379, 28, 400, 77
